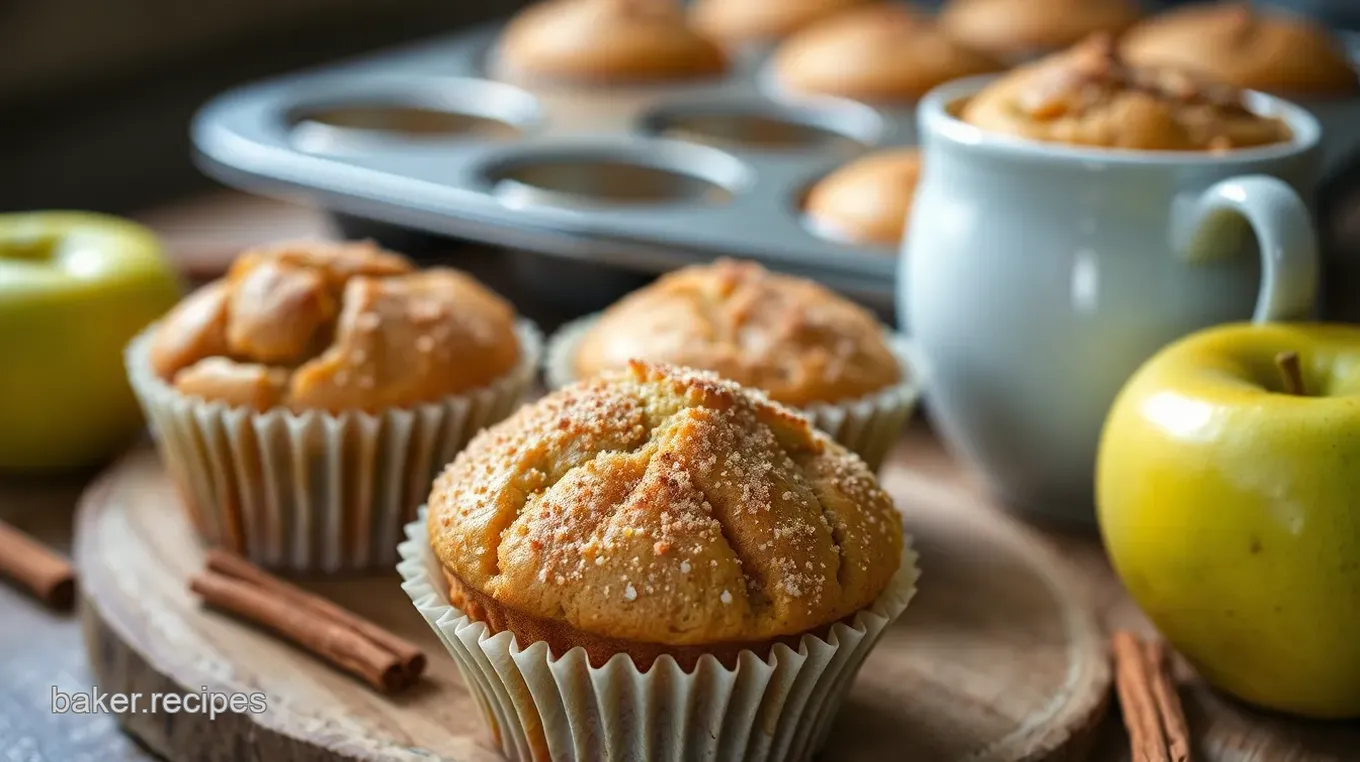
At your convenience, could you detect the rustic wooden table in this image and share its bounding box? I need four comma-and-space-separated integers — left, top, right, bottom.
1, 192, 1357, 761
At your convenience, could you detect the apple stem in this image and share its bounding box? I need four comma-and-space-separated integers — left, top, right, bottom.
1275, 351, 1306, 396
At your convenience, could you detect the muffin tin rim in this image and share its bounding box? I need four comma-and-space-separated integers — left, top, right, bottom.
191, 22, 909, 303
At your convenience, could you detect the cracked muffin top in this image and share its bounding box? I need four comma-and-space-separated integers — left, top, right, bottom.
939, 0, 1141, 60
427, 362, 904, 647
146, 240, 520, 413
772, 4, 1003, 103
690, 0, 874, 46
1120, 2, 1360, 97
962, 34, 1294, 151
496, 0, 727, 83
572, 259, 901, 407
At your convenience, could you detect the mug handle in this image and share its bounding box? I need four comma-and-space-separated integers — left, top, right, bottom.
1176, 175, 1318, 323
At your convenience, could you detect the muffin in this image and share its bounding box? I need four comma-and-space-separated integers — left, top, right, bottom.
771, 4, 1004, 104
804, 147, 922, 246
400, 362, 918, 761
691, 0, 875, 46
961, 34, 1294, 151
495, 0, 727, 84
939, 0, 1141, 61
545, 259, 919, 469
124, 239, 541, 571
1121, 3, 1360, 97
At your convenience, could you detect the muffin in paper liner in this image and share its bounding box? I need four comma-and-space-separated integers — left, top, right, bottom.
544, 315, 921, 471
124, 319, 542, 572
397, 508, 920, 762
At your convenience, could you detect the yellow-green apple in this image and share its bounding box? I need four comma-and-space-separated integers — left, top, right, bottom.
0, 212, 180, 473
1097, 321, 1360, 718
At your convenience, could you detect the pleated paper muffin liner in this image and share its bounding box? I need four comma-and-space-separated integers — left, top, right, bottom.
544, 315, 921, 471
123, 320, 542, 572
398, 509, 919, 762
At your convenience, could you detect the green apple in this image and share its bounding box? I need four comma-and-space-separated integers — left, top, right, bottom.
1098, 321, 1360, 718
0, 212, 181, 473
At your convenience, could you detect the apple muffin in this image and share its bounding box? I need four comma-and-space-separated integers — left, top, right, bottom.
804, 147, 922, 247
939, 0, 1141, 61
125, 239, 541, 571
404, 362, 918, 760
771, 4, 1003, 103
1120, 2, 1360, 97
545, 259, 918, 469
961, 34, 1294, 151
495, 0, 727, 84
690, 0, 874, 46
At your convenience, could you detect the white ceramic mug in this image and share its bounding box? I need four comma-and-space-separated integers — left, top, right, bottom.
900, 76, 1323, 523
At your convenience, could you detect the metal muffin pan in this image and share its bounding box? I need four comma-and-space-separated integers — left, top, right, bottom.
191, 24, 918, 309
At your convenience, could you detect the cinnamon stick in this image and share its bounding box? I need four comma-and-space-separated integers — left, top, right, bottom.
191, 571, 406, 693
204, 550, 425, 680
0, 520, 75, 610
1112, 630, 1193, 762
1144, 639, 1192, 762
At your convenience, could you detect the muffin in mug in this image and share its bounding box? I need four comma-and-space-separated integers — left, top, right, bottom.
124, 240, 541, 571
772, 4, 1003, 104
939, 0, 1142, 62
1120, 2, 1359, 97
545, 259, 919, 470
961, 34, 1294, 151
1119, 2, 1360, 171
804, 147, 922, 247
401, 362, 918, 762
495, 0, 727, 84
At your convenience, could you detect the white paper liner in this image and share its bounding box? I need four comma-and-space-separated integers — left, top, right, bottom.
544, 315, 921, 471
398, 509, 919, 762
124, 320, 542, 572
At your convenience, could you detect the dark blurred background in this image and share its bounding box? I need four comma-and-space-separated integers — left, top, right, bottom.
0, 0, 530, 212
2, 0, 1356, 215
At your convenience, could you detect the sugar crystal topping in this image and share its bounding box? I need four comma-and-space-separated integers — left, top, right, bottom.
428, 361, 904, 645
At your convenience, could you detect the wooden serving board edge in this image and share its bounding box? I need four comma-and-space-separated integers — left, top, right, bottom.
74, 462, 431, 762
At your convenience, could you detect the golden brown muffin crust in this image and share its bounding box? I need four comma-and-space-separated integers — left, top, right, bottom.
805, 148, 921, 246
428, 362, 903, 651
572, 259, 901, 406
148, 240, 521, 412
691, 0, 874, 45
961, 34, 1294, 151
497, 0, 727, 83
1121, 2, 1360, 96
940, 0, 1141, 59
773, 4, 1003, 102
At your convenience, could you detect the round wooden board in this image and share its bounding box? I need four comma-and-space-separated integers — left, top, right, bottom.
75, 442, 1110, 762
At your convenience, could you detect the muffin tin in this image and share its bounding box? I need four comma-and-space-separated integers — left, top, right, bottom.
191, 23, 916, 310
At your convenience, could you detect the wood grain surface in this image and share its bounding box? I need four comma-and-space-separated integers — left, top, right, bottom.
73, 439, 1112, 762
3, 191, 1360, 760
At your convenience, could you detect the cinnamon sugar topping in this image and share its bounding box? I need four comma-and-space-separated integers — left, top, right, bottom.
427, 362, 904, 647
